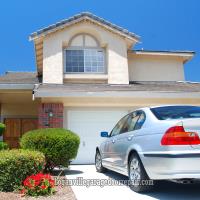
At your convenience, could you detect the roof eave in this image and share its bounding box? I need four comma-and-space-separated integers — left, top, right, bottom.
0, 83, 35, 90
132, 50, 195, 56
34, 90, 200, 99
129, 50, 195, 63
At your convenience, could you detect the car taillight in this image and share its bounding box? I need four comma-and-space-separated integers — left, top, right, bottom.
161, 126, 200, 145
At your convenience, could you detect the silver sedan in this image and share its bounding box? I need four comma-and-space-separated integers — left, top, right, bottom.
95, 105, 200, 192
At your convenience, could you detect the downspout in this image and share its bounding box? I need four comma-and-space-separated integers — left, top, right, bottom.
32, 83, 40, 101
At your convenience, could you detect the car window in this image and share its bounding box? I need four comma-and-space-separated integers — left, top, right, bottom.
151, 106, 200, 120
127, 112, 141, 132
120, 115, 131, 134
110, 115, 129, 137
134, 112, 146, 130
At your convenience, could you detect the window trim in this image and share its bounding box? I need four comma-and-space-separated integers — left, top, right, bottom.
68, 33, 100, 47
63, 47, 106, 74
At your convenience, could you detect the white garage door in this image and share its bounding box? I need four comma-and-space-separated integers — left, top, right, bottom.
66, 109, 129, 164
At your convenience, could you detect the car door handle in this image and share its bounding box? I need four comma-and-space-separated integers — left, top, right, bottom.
112, 139, 115, 144
127, 135, 133, 141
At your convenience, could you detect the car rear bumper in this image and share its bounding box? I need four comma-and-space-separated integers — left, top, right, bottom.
139, 151, 200, 180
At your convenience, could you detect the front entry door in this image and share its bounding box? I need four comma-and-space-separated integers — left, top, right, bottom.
4, 118, 38, 148
4, 119, 21, 148
21, 119, 38, 136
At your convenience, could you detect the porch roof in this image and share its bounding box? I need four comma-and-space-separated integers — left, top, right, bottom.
0, 72, 40, 89
0, 72, 40, 84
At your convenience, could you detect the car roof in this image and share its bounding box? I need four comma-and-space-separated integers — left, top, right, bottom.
129, 105, 200, 114
149, 105, 200, 109
134, 105, 200, 111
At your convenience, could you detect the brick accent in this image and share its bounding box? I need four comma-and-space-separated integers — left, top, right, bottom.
38, 103, 63, 128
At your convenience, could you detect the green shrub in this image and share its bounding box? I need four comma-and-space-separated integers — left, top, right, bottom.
0, 123, 5, 136
0, 149, 45, 192
0, 141, 8, 150
20, 128, 80, 172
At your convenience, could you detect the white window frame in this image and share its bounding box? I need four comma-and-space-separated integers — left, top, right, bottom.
64, 33, 106, 74
64, 47, 106, 74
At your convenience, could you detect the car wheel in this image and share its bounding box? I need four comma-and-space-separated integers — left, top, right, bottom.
128, 153, 153, 193
95, 151, 106, 173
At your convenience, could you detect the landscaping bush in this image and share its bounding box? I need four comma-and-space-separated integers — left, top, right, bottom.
20, 128, 80, 172
0, 141, 9, 150
0, 123, 5, 136
0, 149, 45, 192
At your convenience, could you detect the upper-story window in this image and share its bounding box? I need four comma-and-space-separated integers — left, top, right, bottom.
65, 34, 105, 73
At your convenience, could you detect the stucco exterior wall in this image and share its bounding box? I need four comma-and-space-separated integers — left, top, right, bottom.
41, 97, 200, 107
128, 54, 185, 81
43, 21, 131, 84
43, 36, 63, 84
1, 103, 38, 117
0, 92, 40, 119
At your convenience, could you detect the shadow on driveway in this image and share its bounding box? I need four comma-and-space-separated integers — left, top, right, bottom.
65, 169, 84, 175
104, 169, 200, 200
53, 167, 84, 176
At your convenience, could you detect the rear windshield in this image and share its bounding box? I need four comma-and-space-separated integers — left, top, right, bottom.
151, 106, 200, 120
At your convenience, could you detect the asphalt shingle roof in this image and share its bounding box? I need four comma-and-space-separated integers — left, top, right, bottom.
1, 72, 200, 93
35, 82, 200, 93
0, 72, 40, 84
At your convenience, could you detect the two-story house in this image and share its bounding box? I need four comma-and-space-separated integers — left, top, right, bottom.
0, 12, 200, 164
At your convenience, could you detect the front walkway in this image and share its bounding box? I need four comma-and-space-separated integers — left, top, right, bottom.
65, 165, 200, 200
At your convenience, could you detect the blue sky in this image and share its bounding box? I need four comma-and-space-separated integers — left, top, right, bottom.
0, 0, 199, 81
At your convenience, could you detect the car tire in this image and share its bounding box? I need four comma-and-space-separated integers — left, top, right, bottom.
95, 150, 106, 173
128, 153, 153, 193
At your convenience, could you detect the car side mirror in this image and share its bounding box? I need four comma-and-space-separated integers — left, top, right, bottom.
100, 131, 109, 137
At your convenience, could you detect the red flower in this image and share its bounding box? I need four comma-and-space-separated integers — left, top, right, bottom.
34, 180, 40, 186
21, 173, 55, 196
40, 185, 47, 190
23, 178, 32, 188
49, 179, 55, 187
44, 174, 51, 180
20, 188, 26, 194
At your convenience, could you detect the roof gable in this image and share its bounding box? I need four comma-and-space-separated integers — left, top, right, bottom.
29, 12, 140, 42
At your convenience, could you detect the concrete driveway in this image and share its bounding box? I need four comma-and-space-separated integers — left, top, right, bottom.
65, 165, 200, 200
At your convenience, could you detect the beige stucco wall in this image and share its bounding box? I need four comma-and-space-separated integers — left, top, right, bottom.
43, 21, 132, 84
0, 91, 40, 119
1, 103, 38, 117
128, 54, 185, 81
41, 97, 200, 107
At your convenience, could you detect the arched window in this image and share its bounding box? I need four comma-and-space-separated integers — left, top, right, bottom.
65, 34, 105, 73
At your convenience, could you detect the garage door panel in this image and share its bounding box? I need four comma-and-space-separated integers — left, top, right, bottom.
67, 109, 128, 164
68, 111, 126, 123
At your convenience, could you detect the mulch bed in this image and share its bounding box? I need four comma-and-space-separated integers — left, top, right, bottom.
0, 170, 76, 200
0, 185, 76, 200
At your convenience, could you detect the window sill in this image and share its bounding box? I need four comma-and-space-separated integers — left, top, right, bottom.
63, 74, 108, 84
64, 74, 108, 80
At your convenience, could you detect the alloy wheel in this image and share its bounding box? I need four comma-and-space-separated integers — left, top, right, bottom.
129, 158, 141, 185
